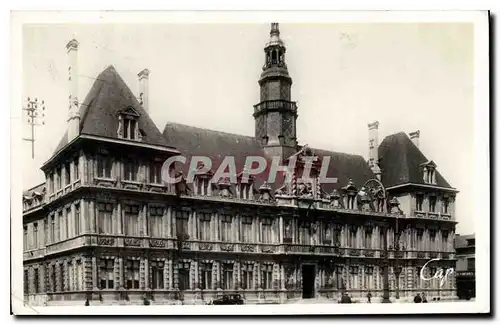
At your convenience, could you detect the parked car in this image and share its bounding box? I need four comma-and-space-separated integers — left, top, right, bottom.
211, 294, 244, 305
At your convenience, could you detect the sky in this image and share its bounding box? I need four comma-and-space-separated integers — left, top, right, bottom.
21, 22, 474, 234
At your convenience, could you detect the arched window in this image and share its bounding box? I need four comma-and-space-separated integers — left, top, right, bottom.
271, 50, 277, 64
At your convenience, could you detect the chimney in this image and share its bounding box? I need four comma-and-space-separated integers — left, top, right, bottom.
368, 121, 380, 168
66, 39, 80, 142
138, 69, 150, 113
409, 130, 420, 148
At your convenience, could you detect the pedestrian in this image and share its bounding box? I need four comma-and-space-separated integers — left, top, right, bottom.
340, 292, 352, 303
422, 292, 428, 303
367, 291, 372, 303
414, 293, 422, 303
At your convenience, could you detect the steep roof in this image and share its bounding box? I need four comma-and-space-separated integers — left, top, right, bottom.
53, 65, 168, 154
378, 132, 453, 189
162, 122, 375, 193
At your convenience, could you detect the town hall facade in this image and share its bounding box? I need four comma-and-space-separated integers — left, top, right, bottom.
22, 23, 459, 305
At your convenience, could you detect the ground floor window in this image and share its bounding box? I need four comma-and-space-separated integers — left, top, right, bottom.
126, 260, 140, 289
200, 262, 212, 290
261, 264, 273, 289
241, 263, 254, 290
178, 262, 190, 291
151, 261, 164, 289
99, 259, 114, 289
222, 263, 234, 290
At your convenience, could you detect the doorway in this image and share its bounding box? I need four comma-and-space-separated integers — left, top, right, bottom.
302, 264, 315, 299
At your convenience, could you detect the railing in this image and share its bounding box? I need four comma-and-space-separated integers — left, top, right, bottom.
254, 100, 297, 114
411, 209, 454, 221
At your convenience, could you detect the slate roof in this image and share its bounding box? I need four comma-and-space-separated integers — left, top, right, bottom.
377, 132, 453, 189
162, 123, 375, 193
53, 65, 169, 154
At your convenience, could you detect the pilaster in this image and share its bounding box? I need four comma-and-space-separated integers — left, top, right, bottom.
116, 202, 122, 235
89, 201, 96, 233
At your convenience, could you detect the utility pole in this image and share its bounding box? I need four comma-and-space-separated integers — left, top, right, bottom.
23, 97, 45, 159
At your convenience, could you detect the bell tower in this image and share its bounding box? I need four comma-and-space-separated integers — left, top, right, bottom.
254, 23, 298, 160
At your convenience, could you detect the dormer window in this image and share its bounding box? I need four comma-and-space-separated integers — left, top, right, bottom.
421, 161, 437, 185
237, 171, 254, 200
117, 106, 142, 141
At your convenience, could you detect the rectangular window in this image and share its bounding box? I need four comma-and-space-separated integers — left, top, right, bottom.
124, 205, 140, 236
220, 214, 232, 242
222, 263, 234, 290
299, 222, 310, 245
178, 262, 190, 291
65, 207, 71, 239
65, 163, 71, 185
51, 266, 56, 292
44, 221, 48, 246
429, 196, 437, 213
125, 260, 140, 289
261, 264, 273, 289
176, 211, 189, 240
417, 229, 424, 251
50, 215, 56, 243
58, 210, 64, 241
23, 226, 27, 250
241, 216, 253, 242
24, 269, 29, 294
149, 162, 162, 184
149, 206, 164, 237
151, 261, 164, 289
467, 258, 475, 271
442, 198, 449, 214
34, 268, 40, 293
97, 155, 112, 178
416, 194, 424, 211
60, 264, 66, 291
123, 160, 138, 181
75, 203, 80, 235
241, 263, 253, 290
348, 227, 357, 248
333, 225, 341, 246
261, 218, 273, 243
200, 262, 212, 290
33, 223, 38, 249
364, 226, 373, 249
97, 203, 113, 234
123, 119, 137, 140
56, 168, 62, 190
74, 158, 80, 180
198, 212, 211, 241
99, 259, 114, 289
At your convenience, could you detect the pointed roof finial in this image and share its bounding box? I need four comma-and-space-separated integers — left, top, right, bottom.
270, 23, 280, 36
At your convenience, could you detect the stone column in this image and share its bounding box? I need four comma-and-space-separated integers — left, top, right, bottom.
165, 206, 172, 238
192, 211, 197, 240
279, 215, 283, 244
118, 256, 124, 289
142, 257, 149, 290
168, 259, 173, 289
89, 201, 96, 233
214, 212, 219, 241
142, 205, 148, 236
193, 260, 199, 289
116, 202, 122, 235
91, 256, 98, 290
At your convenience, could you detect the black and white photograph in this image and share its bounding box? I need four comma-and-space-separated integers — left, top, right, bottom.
9, 10, 490, 315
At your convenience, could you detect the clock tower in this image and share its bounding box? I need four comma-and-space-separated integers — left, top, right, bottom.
254, 23, 298, 160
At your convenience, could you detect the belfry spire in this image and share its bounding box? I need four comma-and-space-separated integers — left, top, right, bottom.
254, 23, 298, 160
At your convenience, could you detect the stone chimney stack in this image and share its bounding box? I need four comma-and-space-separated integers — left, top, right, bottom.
66, 39, 80, 142
409, 130, 420, 148
368, 121, 380, 169
138, 69, 150, 114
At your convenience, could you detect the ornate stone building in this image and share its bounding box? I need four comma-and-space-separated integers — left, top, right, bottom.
22, 23, 458, 306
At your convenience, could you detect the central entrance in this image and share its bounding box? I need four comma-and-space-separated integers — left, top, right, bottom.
302, 264, 316, 299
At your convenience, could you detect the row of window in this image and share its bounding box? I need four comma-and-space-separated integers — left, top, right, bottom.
96, 155, 163, 184
415, 194, 450, 213
98, 259, 274, 291
48, 158, 80, 194
23, 203, 81, 250
24, 260, 84, 295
